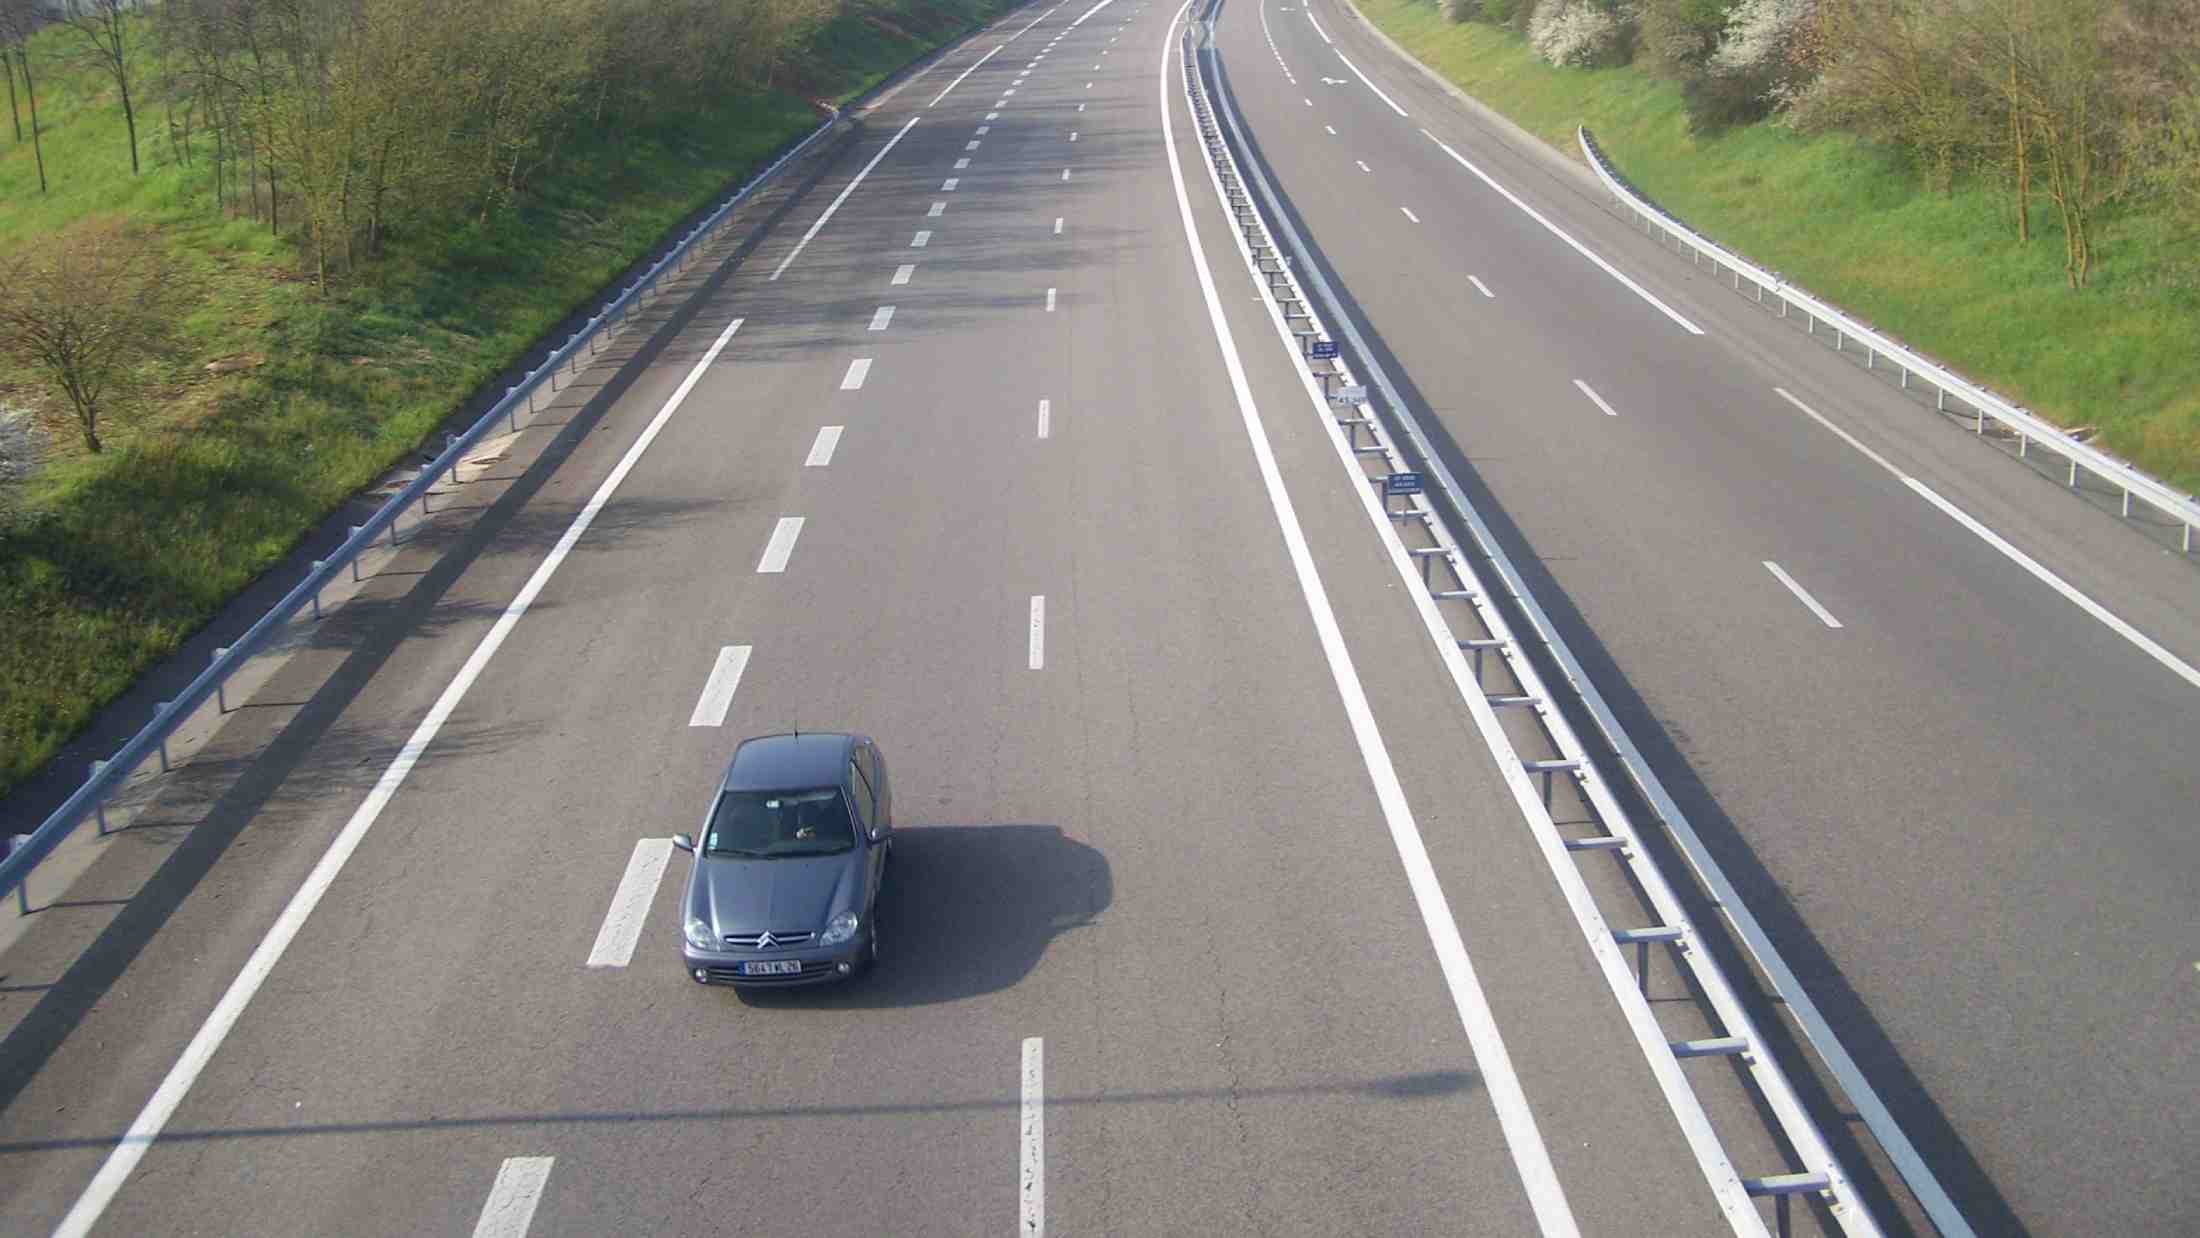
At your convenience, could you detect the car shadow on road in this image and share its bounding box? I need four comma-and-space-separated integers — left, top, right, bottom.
732, 823, 1107, 1010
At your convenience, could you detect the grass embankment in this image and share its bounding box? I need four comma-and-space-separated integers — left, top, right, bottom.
0, 0, 1017, 798
1355, 0, 2200, 494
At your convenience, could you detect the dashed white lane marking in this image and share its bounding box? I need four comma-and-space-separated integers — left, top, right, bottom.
1326, 124, 1337, 135
1054, 217, 1065, 234
806, 425, 844, 467
1469, 275, 1494, 298
1356, 160, 1370, 172
1303, 97, 1313, 106
912, 230, 932, 247
49, 314, 750, 1238
978, 125, 992, 134
1046, 288, 1058, 312
870, 305, 895, 330
772, 117, 920, 280
987, 111, 1001, 119
1086, 81, 1093, 88
1062, 167, 1073, 180
1070, 131, 1079, 141
942, 176, 960, 190
1156, 15, 1581, 1228
686, 644, 753, 727
1764, 562, 1843, 629
756, 517, 805, 574
842, 358, 873, 389
1422, 130, 1705, 335
929, 43, 1004, 107
892, 264, 915, 285
1307, 9, 1332, 41
470, 1157, 556, 1238
1021, 1037, 1045, 1236
966, 139, 982, 150
1004, 87, 1017, 95
587, 838, 676, 965
929, 201, 946, 217
1573, 378, 1618, 417
955, 157, 970, 169
1028, 595, 1046, 669
1335, 50, 1408, 116
1078, 102, 1086, 111
1037, 399, 1052, 439
1400, 206, 1420, 223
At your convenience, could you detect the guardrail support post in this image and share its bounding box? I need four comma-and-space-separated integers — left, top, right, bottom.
2184, 522, 2192, 554
2069, 458, 2080, 488
310, 563, 326, 618
90, 761, 111, 834
14, 876, 26, 914
2121, 488, 2131, 518
348, 528, 365, 580
214, 648, 232, 712
156, 705, 172, 771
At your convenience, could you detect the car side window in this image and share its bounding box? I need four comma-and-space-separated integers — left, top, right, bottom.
848, 759, 877, 833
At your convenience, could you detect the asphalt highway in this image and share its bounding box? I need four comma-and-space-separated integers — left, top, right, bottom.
1215, 0, 2200, 1232
0, 2, 1833, 1234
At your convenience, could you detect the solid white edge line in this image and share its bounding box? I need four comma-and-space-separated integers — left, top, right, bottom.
842, 358, 873, 389
1307, 9, 1332, 41
1020, 1037, 1044, 1236
1069, 0, 1117, 29
757, 516, 806, 574
1771, 387, 2200, 689
470, 1156, 555, 1238
51, 313, 749, 1238
687, 643, 755, 727
806, 425, 844, 467
585, 837, 677, 967
1334, 49, 1408, 117
1422, 130, 1706, 336
1904, 479, 2200, 690
1572, 378, 1618, 417
771, 118, 920, 280
1028, 595, 1046, 669
1469, 275, 1494, 299
1763, 562, 1843, 629
1037, 399, 1052, 439
929, 42, 1004, 107
1160, 14, 1580, 1233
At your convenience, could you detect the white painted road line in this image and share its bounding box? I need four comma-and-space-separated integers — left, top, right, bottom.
842, 358, 873, 389
1356, 159, 1370, 172
942, 176, 960, 190
929, 201, 946, 217
955, 157, 970, 169
50, 314, 749, 1238
806, 425, 844, 467
870, 305, 895, 330
686, 644, 754, 728
1400, 206, 1420, 223
471, 1157, 555, 1238
929, 42, 1004, 107
772, 118, 919, 281
1021, 1037, 1045, 1236
1335, 50, 1408, 116
1054, 216, 1065, 234
1028, 595, 1046, 669
756, 516, 805, 574
966, 139, 982, 150
1573, 379, 1618, 417
1037, 399, 1052, 439
978, 124, 993, 134
1307, 9, 1332, 41
1070, 130, 1079, 141
1771, 386, 2200, 690
912, 230, 932, 247
1326, 124, 1337, 134
1062, 167, 1072, 180
892, 264, 915, 285
1077, 101, 1085, 111
1160, 11, 1579, 1228
1764, 562, 1843, 629
1422, 130, 1705, 336
1469, 275, 1494, 298
1046, 288, 1058, 312
587, 839, 676, 966
987, 110, 1001, 119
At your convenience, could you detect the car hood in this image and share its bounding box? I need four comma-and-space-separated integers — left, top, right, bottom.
692, 851, 860, 935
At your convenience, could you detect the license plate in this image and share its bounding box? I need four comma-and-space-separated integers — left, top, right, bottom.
737, 960, 802, 976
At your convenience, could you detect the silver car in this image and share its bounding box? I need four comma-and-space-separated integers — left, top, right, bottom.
674, 732, 893, 987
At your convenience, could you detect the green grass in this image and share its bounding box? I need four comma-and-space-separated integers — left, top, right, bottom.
1357, 0, 2200, 494
0, 0, 1019, 798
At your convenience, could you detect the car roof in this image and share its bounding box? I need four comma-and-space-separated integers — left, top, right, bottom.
723, 732, 856, 792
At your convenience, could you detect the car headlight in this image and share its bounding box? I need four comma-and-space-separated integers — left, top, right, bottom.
820, 911, 860, 946
684, 917, 718, 950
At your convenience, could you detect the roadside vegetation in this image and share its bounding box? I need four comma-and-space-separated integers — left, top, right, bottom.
0, 0, 1017, 798
1362, 0, 2199, 491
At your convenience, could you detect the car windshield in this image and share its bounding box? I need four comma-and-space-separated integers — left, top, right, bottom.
706, 788, 855, 857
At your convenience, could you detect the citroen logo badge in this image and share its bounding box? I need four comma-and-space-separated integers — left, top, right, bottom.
755, 931, 777, 950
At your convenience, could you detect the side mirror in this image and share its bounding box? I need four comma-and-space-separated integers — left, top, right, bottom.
869, 828, 889, 845
672, 833, 696, 853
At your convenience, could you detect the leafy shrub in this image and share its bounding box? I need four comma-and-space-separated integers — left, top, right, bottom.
1530, 0, 1626, 66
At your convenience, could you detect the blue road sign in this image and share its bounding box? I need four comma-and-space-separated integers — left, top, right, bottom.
1384, 471, 1424, 496
1310, 340, 1339, 359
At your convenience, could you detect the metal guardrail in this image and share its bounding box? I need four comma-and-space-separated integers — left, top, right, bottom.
1, 110, 848, 910
1578, 126, 2198, 556
1184, 26, 1880, 1238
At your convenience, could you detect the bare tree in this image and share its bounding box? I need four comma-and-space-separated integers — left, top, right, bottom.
0, 0, 45, 192
0, 219, 180, 454
61, 0, 144, 173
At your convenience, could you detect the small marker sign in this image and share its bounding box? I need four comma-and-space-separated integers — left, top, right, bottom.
1327, 384, 1369, 405
1309, 340, 1339, 360
1383, 472, 1425, 497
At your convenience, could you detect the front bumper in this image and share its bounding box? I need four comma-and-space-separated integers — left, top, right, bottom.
682, 936, 867, 986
